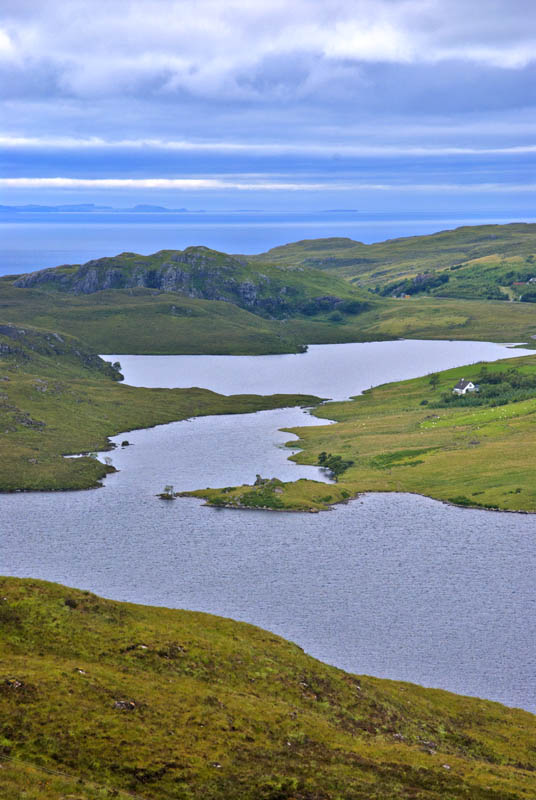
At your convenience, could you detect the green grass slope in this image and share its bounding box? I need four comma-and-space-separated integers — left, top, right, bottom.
0, 243, 374, 354
374, 253, 536, 302
3, 269, 536, 354
344, 295, 536, 342
190, 353, 536, 513
0, 759, 137, 800
0, 324, 319, 491
250, 223, 536, 299
4, 228, 536, 353
0, 281, 309, 355
2, 577, 536, 799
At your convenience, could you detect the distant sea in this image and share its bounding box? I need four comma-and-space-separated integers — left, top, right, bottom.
1, 209, 534, 277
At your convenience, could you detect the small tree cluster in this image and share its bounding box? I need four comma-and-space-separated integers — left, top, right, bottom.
317, 452, 354, 478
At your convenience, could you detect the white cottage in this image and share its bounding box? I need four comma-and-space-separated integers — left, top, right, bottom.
452, 378, 476, 396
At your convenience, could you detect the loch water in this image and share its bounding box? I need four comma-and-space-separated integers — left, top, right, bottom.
2, 339, 536, 712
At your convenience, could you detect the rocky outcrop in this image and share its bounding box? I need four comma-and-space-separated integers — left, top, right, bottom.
13, 248, 248, 297
12, 246, 367, 318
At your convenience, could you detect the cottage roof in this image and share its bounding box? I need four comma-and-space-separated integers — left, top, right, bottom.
453, 378, 473, 390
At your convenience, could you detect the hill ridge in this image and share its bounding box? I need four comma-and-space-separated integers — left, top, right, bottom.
248, 222, 536, 301
11, 244, 370, 319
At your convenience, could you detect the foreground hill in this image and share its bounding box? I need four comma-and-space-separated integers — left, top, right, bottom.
250, 223, 536, 301
1, 577, 536, 799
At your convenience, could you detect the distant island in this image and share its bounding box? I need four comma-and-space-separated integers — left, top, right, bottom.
0, 203, 191, 213
0, 204, 361, 214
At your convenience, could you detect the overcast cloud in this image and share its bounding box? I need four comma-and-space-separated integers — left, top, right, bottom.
0, 0, 534, 208
2, 0, 536, 99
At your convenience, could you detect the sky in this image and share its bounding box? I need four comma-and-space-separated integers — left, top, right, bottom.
0, 0, 535, 212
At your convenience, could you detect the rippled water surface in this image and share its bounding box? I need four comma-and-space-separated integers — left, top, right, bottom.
2, 339, 536, 712
104, 339, 531, 399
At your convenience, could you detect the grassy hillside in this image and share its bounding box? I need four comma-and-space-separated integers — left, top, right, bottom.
0, 280, 311, 355
2, 577, 536, 799
0, 324, 319, 491
283, 295, 536, 344
250, 223, 536, 301
187, 353, 536, 513
375, 253, 536, 302
12, 246, 366, 316
0, 759, 137, 800
4, 271, 536, 355
3, 228, 536, 354
0, 244, 376, 354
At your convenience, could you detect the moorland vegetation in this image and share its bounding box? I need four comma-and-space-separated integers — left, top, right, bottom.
2, 577, 536, 800
3, 225, 536, 354
251, 222, 536, 300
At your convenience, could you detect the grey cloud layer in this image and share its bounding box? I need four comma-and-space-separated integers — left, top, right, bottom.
1, 0, 534, 205
1, 0, 535, 102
